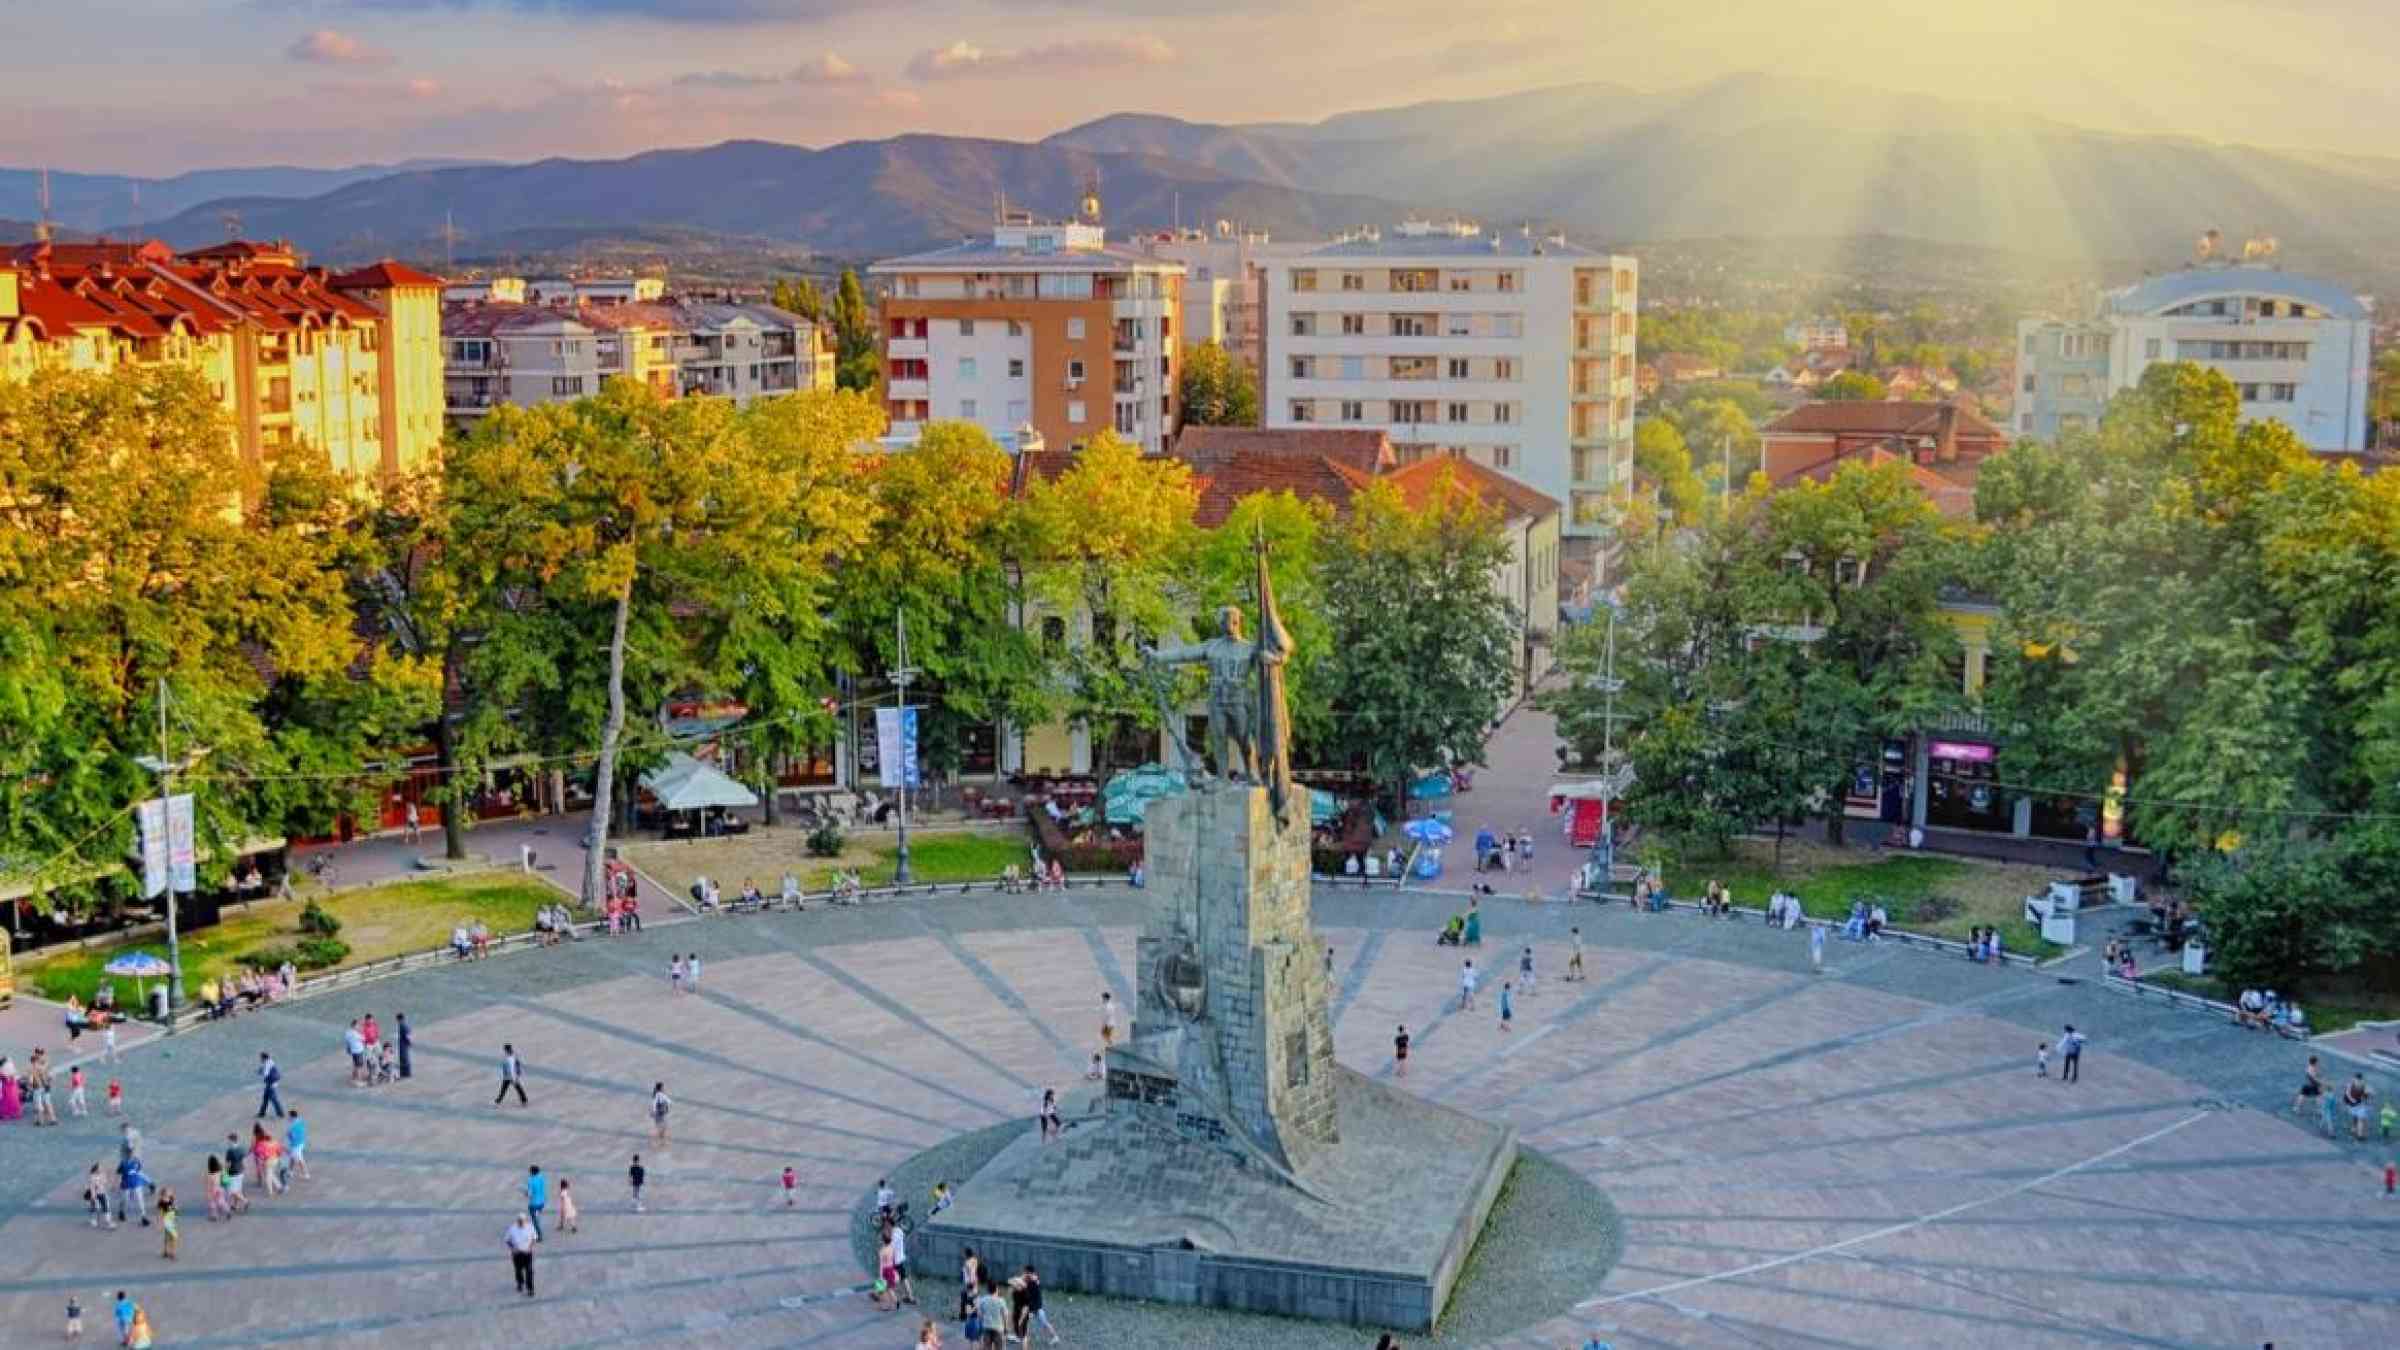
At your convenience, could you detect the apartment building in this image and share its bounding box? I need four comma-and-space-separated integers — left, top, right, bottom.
441, 298, 833, 424
2015, 258, 2373, 450
1785, 318, 1850, 352
1134, 227, 1321, 381
1257, 220, 1637, 551
868, 209, 1186, 455
1, 238, 444, 476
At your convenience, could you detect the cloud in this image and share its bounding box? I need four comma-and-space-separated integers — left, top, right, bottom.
672, 52, 863, 88
287, 28, 393, 66
321, 0, 878, 22
907, 35, 1175, 81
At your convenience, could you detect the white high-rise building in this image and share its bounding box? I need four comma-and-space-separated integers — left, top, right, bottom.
2015, 260, 2373, 451
1258, 220, 1637, 547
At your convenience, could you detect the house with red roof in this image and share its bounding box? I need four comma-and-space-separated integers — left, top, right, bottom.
1759, 399, 2006, 519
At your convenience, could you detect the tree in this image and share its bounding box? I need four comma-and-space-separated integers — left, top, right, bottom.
1013, 433, 1197, 769
1317, 470, 1519, 807
771, 277, 824, 323
445, 380, 845, 906
1177, 341, 1259, 427
829, 420, 1045, 780
830, 269, 878, 394
0, 366, 367, 910
1817, 370, 1888, 402
1633, 417, 1706, 521
1188, 490, 1334, 759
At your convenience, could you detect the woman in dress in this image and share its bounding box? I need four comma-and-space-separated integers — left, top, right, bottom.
0, 1054, 22, 1122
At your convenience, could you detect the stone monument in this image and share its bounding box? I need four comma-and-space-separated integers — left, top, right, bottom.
914, 536, 1518, 1331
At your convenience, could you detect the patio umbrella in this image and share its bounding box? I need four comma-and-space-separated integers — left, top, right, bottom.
103, 950, 173, 1003
1402, 818, 1454, 845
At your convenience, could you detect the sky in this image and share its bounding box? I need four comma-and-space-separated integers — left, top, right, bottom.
2, 0, 2396, 177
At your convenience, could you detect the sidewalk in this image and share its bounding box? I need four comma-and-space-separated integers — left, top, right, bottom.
293, 810, 684, 915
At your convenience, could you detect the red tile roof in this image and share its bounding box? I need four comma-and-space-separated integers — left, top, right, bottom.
1187, 453, 1376, 527
329, 260, 446, 290
1173, 426, 1394, 477
1763, 399, 2005, 442
1771, 446, 1978, 518
1381, 455, 1560, 523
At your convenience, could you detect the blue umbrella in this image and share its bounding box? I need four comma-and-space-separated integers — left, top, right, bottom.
1402, 818, 1454, 844
103, 950, 173, 1003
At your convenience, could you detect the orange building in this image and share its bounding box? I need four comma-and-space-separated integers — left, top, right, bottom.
869, 205, 1186, 455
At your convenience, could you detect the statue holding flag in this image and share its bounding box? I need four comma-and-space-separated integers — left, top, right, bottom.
1144, 529, 1295, 823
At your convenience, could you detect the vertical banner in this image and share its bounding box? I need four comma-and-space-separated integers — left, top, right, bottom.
875, 708, 922, 789
138, 799, 170, 899
166, 793, 198, 893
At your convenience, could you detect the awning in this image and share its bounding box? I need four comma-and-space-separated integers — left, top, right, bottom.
641, 753, 759, 812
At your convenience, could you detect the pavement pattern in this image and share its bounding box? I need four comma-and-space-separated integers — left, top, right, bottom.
1, 888, 2395, 1349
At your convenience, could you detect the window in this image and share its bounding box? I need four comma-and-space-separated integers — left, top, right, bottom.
1392, 401, 1434, 424
1006, 320, 1024, 337
1390, 356, 1436, 380
958, 357, 977, 380
1494, 314, 1521, 338
1290, 313, 1316, 337
1341, 400, 1364, 421
1492, 444, 1513, 468
1392, 269, 1436, 293
1341, 272, 1365, 291
1291, 270, 1318, 292
550, 376, 583, 396
1339, 356, 1364, 379
1067, 317, 1086, 340
1494, 357, 1514, 380
2239, 382, 2261, 402
1068, 359, 1086, 383
2060, 333, 2095, 359
1041, 616, 1066, 650
2145, 338, 2162, 360
1496, 271, 1518, 293
1068, 400, 1087, 424
2023, 334, 2036, 355
2022, 373, 2037, 393
959, 319, 975, 337
1448, 402, 1470, 422
1290, 400, 1314, 422
1392, 314, 1432, 338
2270, 382, 2297, 402
2062, 374, 2091, 397
1445, 314, 1474, 337
1449, 274, 1473, 292
2021, 412, 2034, 432
1493, 402, 1513, 424
1289, 356, 1313, 379
1008, 358, 1024, 379
1007, 399, 1027, 423
1340, 314, 1365, 335
959, 398, 978, 418
1447, 358, 1471, 379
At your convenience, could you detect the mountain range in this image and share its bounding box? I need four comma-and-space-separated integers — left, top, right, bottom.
17, 74, 2399, 282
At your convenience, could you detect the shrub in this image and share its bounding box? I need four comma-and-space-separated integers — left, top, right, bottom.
240, 936, 352, 973
298, 899, 342, 937
1912, 894, 1963, 923
806, 822, 844, 858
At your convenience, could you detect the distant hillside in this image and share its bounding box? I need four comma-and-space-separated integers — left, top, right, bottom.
129, 137, 1437, 265
0, 160, 490, 235
1048, 73, 2400, 275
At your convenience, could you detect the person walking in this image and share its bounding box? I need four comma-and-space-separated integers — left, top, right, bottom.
404, 799, 422, 844
2059, 1025, 2084, 1084
395, 1012, 413, 1081
2345, 1074, 2375, 1141
1809, 921, 1826, 973
650, 1082, 672, 1146
343, 1021, 368, 1088
285, 1110, 310, 1182
1038, 1088, 1061, 1143
1519, 944, 1538, 995
255, 1051, 285, 1119
1567, 926, 1585, 982
1394, 1024, 1410, 1079
156, 1191, 178, 1261
889, 1216, 917, 1306
524, 1165, 549, 1240
1498, 980, 1515, 1033
84, 1164, 114, 1230
1098, 991, 1117, 1050
558, 1179, 579, 1235
495, 1044, 528, 1107
686, 952, 702, 992
1017, 1265, 1060, 1345
505, 1213, 539, 1297
2295, 1055, 2325, 1119
116, 1152, 152, 1227
1459, 958, 1478, 1012
68, 1064, 88, 1117
627, 1154, 647, 1213
669, 954, 685, 996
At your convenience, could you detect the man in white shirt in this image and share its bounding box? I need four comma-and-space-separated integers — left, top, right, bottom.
888, 1221, 917, 1305
505, 1215, 539, 1297
343, 1023, 368, 1087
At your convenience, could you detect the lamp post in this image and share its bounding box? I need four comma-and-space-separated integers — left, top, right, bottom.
891, 611, 918, 886
133, 679, 192, 1012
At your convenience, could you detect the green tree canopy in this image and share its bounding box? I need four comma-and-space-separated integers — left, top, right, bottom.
1177, 341, 1260, 427
1817, 370, 1888, 402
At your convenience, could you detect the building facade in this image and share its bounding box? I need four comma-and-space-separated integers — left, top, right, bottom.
1255, 220, 1637, 549
1, 238, 443, 476
441, 298, 833, 425
1135, 229, 1321, 384
2015, 262, 2374, 450
870, 213, 1187, 456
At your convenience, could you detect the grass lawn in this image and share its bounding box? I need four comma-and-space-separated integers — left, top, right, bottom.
1661, 836, 2064, 955
804, 832, 1033, 887
24, 873, 554, 1004
2145, 968, 2400, 1036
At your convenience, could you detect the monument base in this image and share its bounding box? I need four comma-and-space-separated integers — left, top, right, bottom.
915, 1066, 1517, 1331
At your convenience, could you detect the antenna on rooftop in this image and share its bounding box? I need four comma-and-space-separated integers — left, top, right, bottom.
35, 166, 53, 243
220, 208, 243, 240
438, 209, 461, 271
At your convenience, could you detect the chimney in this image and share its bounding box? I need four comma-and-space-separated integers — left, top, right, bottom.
1935, 401, 1960, 464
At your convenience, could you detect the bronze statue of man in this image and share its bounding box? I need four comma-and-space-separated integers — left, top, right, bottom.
1149, 604, 1282, 782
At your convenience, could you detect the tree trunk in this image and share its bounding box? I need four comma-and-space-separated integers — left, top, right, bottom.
433, 711, 468, 862
761, 761, 781, 828
1773, 816, 1787, 873
581, 586, 633, 909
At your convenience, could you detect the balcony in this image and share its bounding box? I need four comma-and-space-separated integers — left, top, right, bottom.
887, 338, 928, 360
885, 378, 930, 399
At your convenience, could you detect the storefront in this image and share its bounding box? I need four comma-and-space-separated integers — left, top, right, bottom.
1923, 737, 2008, 832
1906, 730, 2124, 843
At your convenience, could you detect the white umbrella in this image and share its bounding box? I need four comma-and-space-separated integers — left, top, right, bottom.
103, 950, 172, 1004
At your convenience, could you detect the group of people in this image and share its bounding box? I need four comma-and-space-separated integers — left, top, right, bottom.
923, 1247, 1059, 1347
1962, 925, 2005, 963
2291, 1054, 2384, 1140
198, 965, 295, 1019
60, 990, 126, 1054
2234, 986, 2307, 1035
1472, 825, 1534, 873
1001, 858, 1068, 893
1839, 901, 1890, 942
1697, 880, 1735, 919
1341, 846, 1410, 881
0, 1047, 68, 1125
448, 918, 496, 960
339, 1013, 412, 1087
1437, 899, 1484, 948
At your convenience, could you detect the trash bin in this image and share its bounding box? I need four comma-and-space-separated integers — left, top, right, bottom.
149, 985, 169, 1020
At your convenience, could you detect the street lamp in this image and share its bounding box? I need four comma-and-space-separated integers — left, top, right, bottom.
134, 679, 206, 1013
